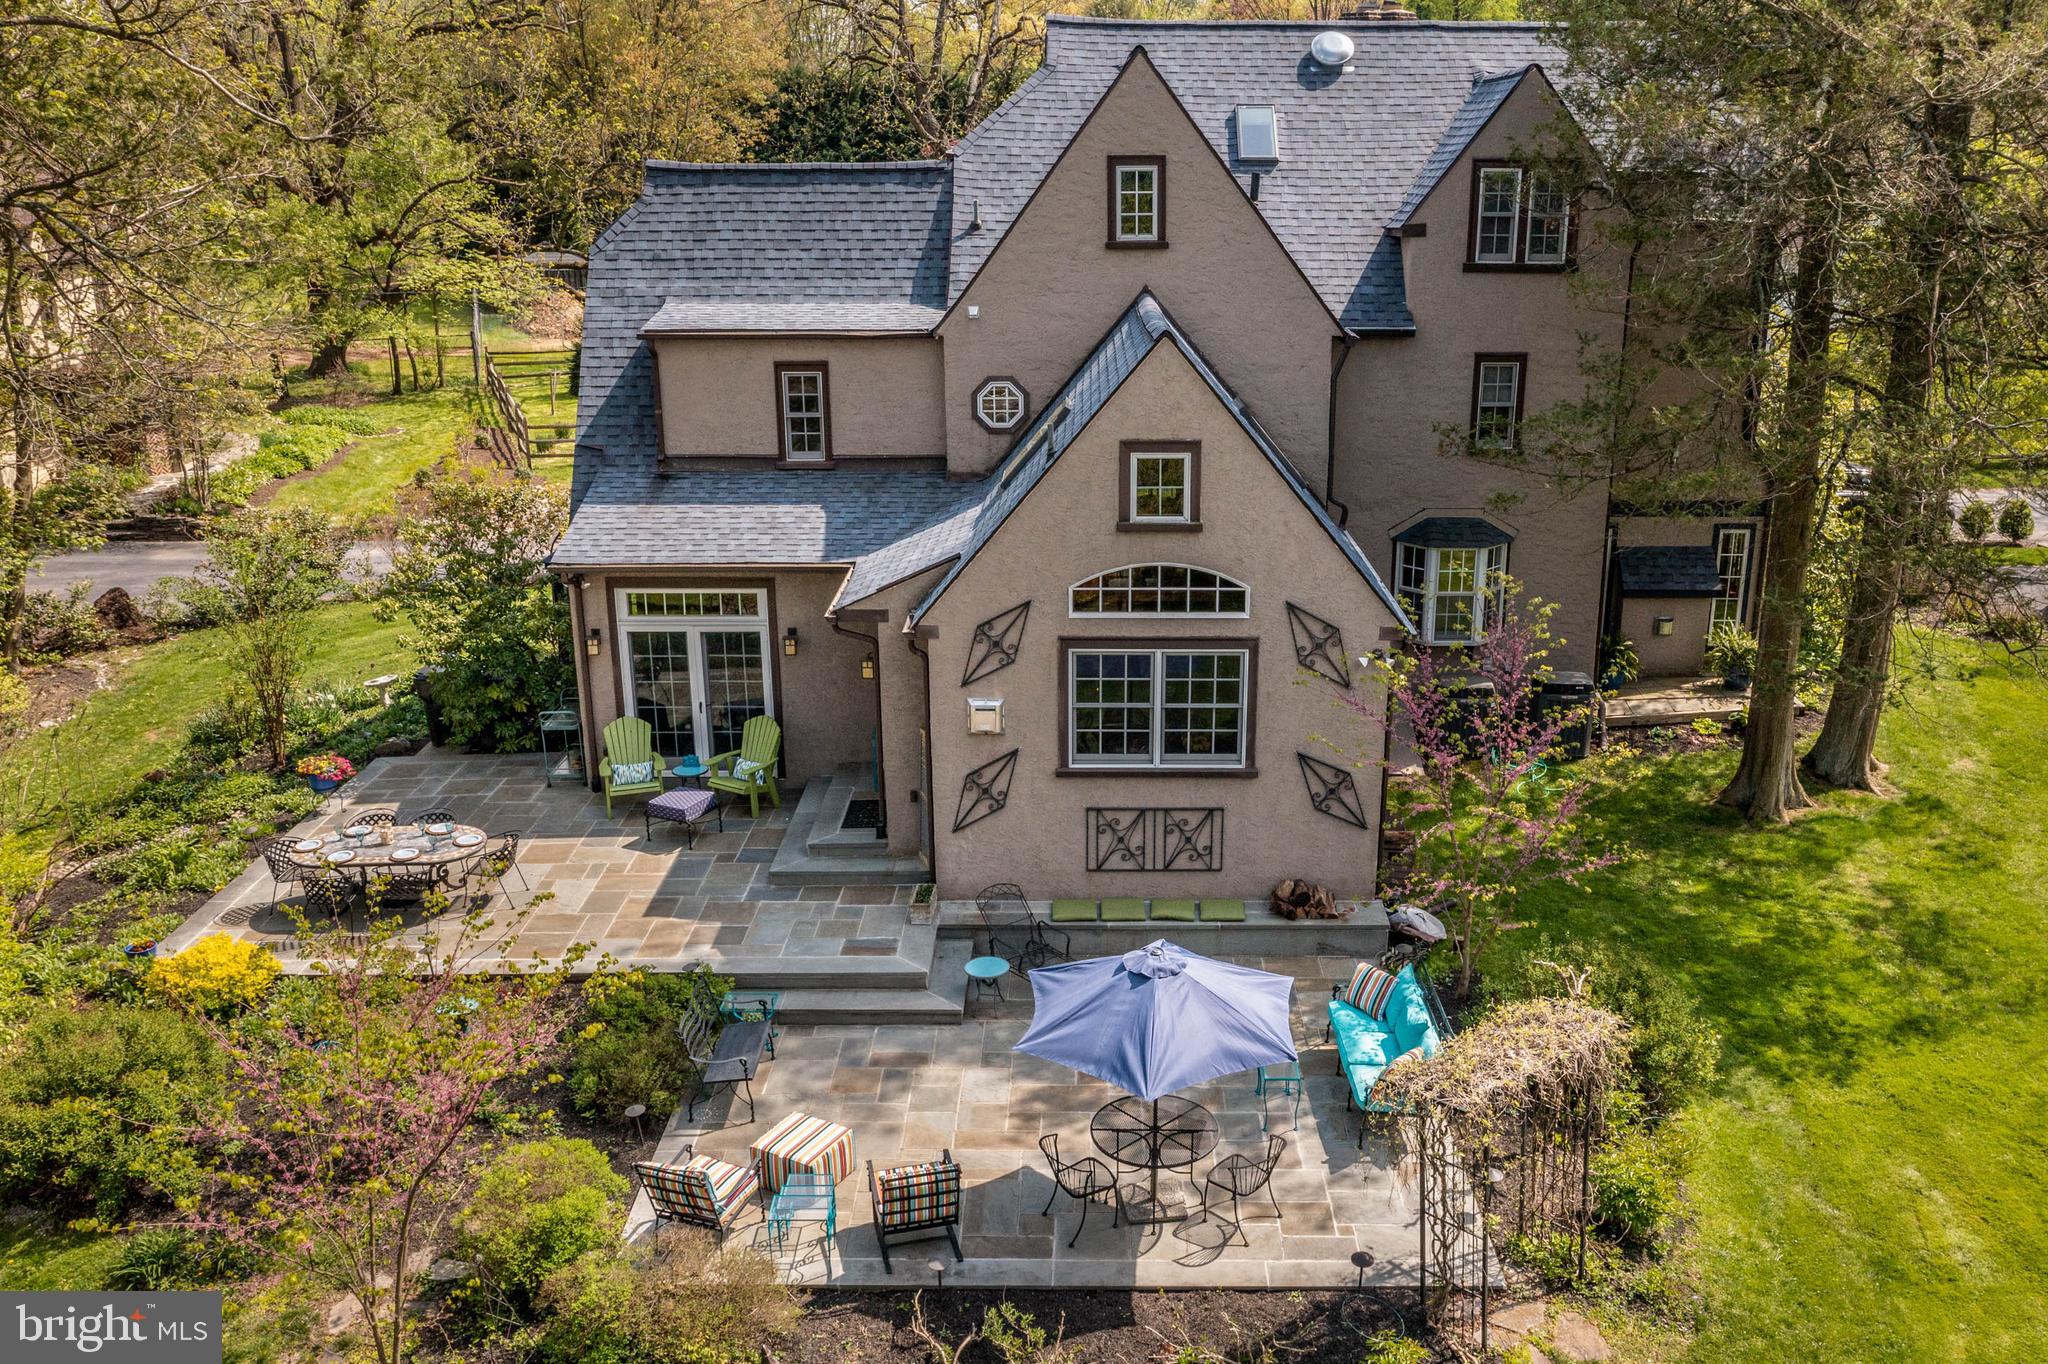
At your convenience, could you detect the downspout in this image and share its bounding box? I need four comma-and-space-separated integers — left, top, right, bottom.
905, 628, 937, 884
1595, 239, 1642, 664
1325, 334, 1359, 525
565, 573, 599, 790
829, 614, 887, 838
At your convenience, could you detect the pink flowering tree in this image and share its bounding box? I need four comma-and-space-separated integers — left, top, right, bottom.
1336, 582, 1625, 997
193, 895, 582, 1364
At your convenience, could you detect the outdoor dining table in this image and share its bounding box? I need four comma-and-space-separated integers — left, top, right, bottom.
284, 821, 489, 890
1090, 1094, 1220, 1225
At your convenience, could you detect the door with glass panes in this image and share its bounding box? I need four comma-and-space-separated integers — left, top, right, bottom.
615, 590, 774, 765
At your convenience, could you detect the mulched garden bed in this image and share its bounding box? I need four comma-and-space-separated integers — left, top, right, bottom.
787, 1286, 1434, 1363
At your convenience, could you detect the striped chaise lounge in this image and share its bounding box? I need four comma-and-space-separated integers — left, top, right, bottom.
867, 1149, 963, 1272
634, 1151, 759, 1242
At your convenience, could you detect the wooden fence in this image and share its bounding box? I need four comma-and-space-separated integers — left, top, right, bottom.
477, 346, 578, 473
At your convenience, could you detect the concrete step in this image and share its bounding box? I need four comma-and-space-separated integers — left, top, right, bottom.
772, 939, 972, 1025
800, 762, 890, 857
768, 770, 924, 885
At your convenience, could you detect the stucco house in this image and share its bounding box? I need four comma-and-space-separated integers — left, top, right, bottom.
554, 15, 1762, 900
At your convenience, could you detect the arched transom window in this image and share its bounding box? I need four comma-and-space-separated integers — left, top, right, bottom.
1069, 564, 1249, 617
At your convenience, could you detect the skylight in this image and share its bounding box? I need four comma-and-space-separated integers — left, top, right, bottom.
1237, 106, 1279, 162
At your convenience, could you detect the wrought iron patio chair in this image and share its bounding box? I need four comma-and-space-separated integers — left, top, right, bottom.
301, 868, 355, 922
405, 808, 457, 827
464, 832, 526, 908
261, 836, 304, 910
357, 811, 397, 829
1038, 1134, 1116, 1247
1200, 1134, 1286, 1247
976, 883, 1068, 966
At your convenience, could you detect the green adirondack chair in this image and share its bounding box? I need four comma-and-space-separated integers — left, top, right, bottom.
708, 716, 782, 819
599, 715, 665, 816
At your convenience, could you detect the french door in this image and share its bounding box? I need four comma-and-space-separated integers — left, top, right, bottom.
616, 590, 773, 764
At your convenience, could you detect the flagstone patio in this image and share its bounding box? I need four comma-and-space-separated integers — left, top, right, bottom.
626, 975, 1423, 1291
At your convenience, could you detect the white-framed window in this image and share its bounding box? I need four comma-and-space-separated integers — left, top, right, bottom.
1713, 526, 1754, 629
1069, 648, 1248, 769
974, 378, 1025, 431
778, 367, 827, 460
622, 590, 764, 620
1130, 451, 1191, 523
1474, 358, 1523, 449
1113, 161, 1161, 243
1069, 563, 1248, 617
1525, 175, 1569, 264
1397, 541, 1509, 645
1475, 166, 1522, 263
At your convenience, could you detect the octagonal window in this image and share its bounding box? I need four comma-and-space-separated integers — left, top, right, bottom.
974, 378, 1027, 432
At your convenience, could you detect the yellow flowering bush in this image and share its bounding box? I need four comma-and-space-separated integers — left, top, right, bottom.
148, 933, 280, 1016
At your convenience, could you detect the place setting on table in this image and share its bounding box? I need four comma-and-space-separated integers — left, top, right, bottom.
286, 818, 488, 887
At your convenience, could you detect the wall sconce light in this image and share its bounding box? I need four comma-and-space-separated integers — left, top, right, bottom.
585, 627, 602, 657
1653, 616, 1674, 637
783, 627, 799, 657
860, 654, 876, 680
967, 697, 1004, 735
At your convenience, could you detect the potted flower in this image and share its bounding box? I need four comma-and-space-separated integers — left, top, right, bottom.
122, 937, 158, 959
1705, 624, 1758, 692
1599, 634, 1640, 691
296, 752, 356, 793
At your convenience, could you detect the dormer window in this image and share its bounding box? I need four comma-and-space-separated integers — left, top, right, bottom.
1468, 162, 1572, 269
1109, 158, 1166, 247
776, 363, 830, 462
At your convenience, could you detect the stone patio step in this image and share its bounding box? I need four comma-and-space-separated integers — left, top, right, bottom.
767, 775, 926, 885
799, 761, 890, 857
771, 938, 973, 1025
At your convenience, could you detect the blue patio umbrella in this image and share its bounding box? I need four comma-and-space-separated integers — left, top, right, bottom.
1014, 939, 1297, 1218
1013, 939, 1297, 1098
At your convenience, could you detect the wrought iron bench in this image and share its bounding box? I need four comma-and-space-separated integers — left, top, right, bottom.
678, 996, 776, 1123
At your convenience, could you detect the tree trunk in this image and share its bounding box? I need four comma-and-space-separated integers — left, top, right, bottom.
1719, 224, 1834, 822
308, 336, 353, 377
1805, 90, 1970, 790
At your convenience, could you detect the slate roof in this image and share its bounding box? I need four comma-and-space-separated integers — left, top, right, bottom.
1617, 546, 1721, 596
1394, 515, 1514, 548
949, 18, 1562, 331
573, 162, 951, 499
641, 299, 945, 334
551, 463, 979, 582
906, 291, 1409, 628
1386, 67, 1533, 229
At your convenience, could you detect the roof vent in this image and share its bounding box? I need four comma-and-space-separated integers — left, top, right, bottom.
1309, 30, 1355, 68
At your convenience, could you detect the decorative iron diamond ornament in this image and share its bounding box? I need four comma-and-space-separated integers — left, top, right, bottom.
961, 602, 1030, 685
953, 749, 1019, 831
1297, 752, 1369, 829
1286, 602, 1351, 688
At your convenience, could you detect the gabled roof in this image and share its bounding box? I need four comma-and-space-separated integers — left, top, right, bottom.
949, 18, 1561, 331
574, 162, 950, 496
1617, 546, 1721, 597
1386, 66, 1535, 230
906, 291, 1409, 629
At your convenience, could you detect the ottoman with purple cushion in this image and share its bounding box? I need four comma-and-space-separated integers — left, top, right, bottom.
644, 786, 720, 845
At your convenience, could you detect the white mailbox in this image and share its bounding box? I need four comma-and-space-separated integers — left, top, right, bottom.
967, 697, 1004, 735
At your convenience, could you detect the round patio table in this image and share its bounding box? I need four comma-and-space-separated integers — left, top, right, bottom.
1090, 1095, 1219, 1224
284, 821, 488, 889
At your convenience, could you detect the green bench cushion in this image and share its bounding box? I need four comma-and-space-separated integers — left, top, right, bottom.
1149, 898, 1199, 922
1198, 899, 1247, 922
1099, 897, 1148, 922
1050, 899, 1098, 923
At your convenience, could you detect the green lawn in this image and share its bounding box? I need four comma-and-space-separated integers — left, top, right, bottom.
1983, 543, 2047, 567
0, 603, 415, 832
1502, 646, 2048, 1361
265, 386, 477, 528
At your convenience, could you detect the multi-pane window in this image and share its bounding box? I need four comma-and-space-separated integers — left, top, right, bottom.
1474, 358, 1523, 449
1713, 526, 1754, 629
1525, 176, 1569, 264
1131, 452, 1191, 522
974, 379, 1025, 431
778, 367, 826, 459
622, 591, 763, 620
1475, 167, 1522, 263
1070, 648, 1247, 768
1397, 541, 1509, 645
1069, 564, 1248, 616
1113, 161, 1161, 243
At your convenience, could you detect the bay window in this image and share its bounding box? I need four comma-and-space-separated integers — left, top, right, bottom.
1397, 538, 1510, 646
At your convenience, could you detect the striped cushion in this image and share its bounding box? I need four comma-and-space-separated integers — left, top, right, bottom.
875, 1159, 962, 1229
752, 1111, 857, 1193
1343, 962, 1399, 1019
637, 1155, 757, 1227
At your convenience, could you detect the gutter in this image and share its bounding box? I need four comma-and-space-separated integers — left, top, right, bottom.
905, 628, 937, 884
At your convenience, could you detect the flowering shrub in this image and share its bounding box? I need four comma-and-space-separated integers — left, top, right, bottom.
148, 933, 280, 1016
294, 752, 356, 781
